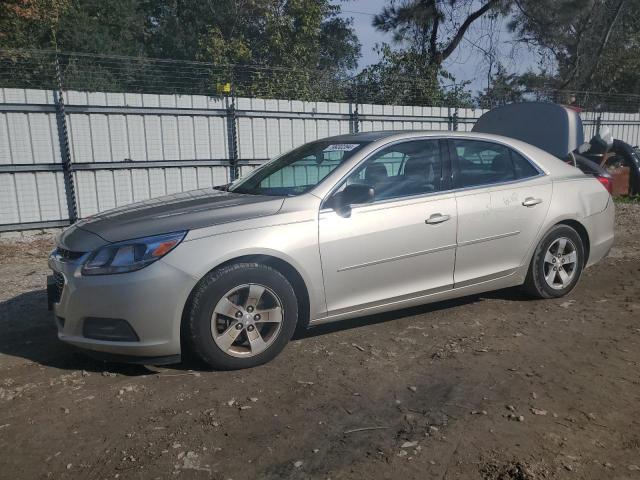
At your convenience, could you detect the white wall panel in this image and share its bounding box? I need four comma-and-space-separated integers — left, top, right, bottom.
89, 114, 112, 162
127, 115, 148, 160
6, 113, 33, 163
0, 113, 12, 164
95, 170, 117, 211
161, 116, 179, 160
4, 87, 640, 230
14, 173, 42, 222
28, 113, 57, 163
144, 116, 164, 160
75, 171, 99, 217
148, 169, 167, 197
193, 117, 211, 159
107, 115, 130, 162
209, 116, 228, 159
114, 170, 134, 206
35, 172, 63, 220
178, 116, 196, 160
0, 174, 20, 224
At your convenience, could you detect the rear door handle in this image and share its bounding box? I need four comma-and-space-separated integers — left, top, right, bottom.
522, 197, 543, 207
425, 213, 451, 224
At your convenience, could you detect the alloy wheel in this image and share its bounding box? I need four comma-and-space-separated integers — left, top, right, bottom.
211, 283, 284, 358
543, 237, 578, 290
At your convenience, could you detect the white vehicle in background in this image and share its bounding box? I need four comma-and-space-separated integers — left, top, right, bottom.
48, 127, 614, 370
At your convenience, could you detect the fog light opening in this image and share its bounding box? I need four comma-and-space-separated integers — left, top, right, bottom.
82, 317, 140, 342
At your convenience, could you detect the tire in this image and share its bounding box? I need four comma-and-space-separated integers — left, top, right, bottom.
523, 224, 585, 299
185, 263, 298, 370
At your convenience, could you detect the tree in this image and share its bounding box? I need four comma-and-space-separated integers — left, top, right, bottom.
55, 0, 147, 56
0, 0, 362, 99
356, 43, 473, 106
142, 1, 359, 70
357, 0, 506, 106
372, 0, 510, 67
509, 0, 640, 95
477, 63, 524, 108
0, 0, 69, 49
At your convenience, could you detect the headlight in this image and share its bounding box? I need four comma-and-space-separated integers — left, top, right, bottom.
81, 231, 187, 275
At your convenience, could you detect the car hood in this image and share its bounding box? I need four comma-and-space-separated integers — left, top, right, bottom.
57, 189, 285, 252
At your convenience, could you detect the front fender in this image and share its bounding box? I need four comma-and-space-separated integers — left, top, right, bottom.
161, 215, 325, 321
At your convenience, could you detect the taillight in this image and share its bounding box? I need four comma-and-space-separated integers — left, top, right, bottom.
596, 175, 613, 194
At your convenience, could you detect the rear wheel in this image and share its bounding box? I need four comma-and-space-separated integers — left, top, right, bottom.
185, 263, 298, 370
523, 225, 585, 299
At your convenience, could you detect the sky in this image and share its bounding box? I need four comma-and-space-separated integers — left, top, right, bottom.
334, 0, 542, 94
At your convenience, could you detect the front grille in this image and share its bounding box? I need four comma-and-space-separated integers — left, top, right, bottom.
52, 271, 65, 303
56, 248, 85, 261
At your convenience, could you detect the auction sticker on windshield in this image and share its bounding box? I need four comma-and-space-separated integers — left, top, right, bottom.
323, 144, 359, 152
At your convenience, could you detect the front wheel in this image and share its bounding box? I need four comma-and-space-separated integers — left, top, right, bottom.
185, 263, 298, 370
523, 224, 585, 299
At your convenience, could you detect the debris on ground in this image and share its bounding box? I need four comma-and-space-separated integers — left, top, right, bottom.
1, 204, 639, 479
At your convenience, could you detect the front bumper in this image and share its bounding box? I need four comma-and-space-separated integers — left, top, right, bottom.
48, 253, 197, 361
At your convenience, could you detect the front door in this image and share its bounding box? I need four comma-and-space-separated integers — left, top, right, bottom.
450, 138, 552, 286
319, 138, 457, 317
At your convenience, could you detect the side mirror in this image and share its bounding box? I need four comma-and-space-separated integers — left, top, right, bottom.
331, 184, 374, 217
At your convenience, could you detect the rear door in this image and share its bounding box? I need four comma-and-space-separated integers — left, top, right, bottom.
449, 138, 552, 286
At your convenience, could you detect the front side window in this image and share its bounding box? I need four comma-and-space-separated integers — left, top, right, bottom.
229, 141, 368, 196
341, 139, 444, 201
452, 139, 539, 188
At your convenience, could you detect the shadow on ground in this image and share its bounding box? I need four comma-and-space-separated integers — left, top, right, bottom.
0, 285, 531, 373
0, 289, 152, 376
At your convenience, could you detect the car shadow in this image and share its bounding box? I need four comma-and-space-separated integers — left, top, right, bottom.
293, 286, 534, 340
0, 286, 533, 373
0, 289, 153, 376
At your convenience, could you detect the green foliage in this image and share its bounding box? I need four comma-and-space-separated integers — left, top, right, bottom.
0, 0, 69, 48
357, 0, 503, 106
356, 44, 473, 106
0, 0, 361, 100
372, 0, 508, 66
478, 64, 524, 109
509, 0, 640, 97
614, 194, 640, 204
476, 64, 561, 108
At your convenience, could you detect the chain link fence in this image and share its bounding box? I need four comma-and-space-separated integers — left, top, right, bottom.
4, 49, 640, 111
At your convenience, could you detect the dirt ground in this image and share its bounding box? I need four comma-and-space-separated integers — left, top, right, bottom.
0, 205, 639, 480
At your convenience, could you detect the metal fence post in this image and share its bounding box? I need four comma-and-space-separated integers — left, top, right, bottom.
225, 96, 239, 181
349, 102, 360, 134
53, 54, 78, 224
452, 109, 459, 131
595, 113, 602, 135
349, 78, 360, 134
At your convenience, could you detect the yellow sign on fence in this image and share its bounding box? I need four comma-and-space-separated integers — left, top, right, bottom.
216, 82, 231, 94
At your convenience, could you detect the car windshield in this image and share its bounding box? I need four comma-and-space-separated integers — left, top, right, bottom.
228, 140, 368, 196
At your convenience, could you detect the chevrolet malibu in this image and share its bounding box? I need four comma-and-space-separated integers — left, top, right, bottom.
48, 131, 615, 369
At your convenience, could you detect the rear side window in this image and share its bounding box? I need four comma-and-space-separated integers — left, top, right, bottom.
452, 139, 539, 189
511, 150, 540, 179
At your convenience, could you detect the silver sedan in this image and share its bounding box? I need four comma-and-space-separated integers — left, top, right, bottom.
48, 131, 615, 369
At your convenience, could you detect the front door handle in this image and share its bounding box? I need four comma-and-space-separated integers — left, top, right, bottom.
522, 197, 543, 207
425, 213, 451, 224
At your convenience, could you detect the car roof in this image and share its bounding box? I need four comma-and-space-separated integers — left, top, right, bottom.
317, 130, 582, 178
318, 129, 538, 144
